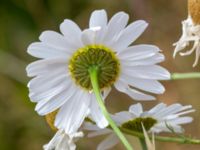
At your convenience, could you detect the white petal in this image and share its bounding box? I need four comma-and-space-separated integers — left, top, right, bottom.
29, 72, 68, 93
129, 103, 143, 117
60, 19, 83, 48
175, 105, 195, 116
103, 12, 129, 46
35, 82, 77, 115
193, 44, 200, 67
83, 122, 101, 131
167, 117, 193, 125
114, 79, 155, 101
112, 111, 133, 124
39, 31, 71, 49
26, 58, 67, 77
27, 42, 70, 59
118, 44, 160, 60
148, 103, 167, 115
81, 27, 106, 45
89, 10, 107, 28
56, 136, 76, 150
102, 87, 111, 99
81, 29, 95, 45
60, 19, 81, 38
112, 20, 148, 52
88, 129, 112, 138
154, 104, 183, 119
44, 129, 64, 150
55, 90, 90, 134
121, 53, 164, 66
29, 75, 68, 102
90, 94, 108, 128
152, 123, 183, 133
97, 133, 119, 150
120, 73, 165, 94
28, 70, 68, 94
122, 65, 170, 80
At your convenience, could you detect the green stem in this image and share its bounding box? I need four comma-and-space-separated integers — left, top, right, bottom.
120, 127, 200, 144
171, 72, 200, 80
89, 66, 133, 150
86, 118, 200, 145
139, 138, 147, 150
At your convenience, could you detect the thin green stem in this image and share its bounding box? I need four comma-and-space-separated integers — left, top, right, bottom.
139, 138, 147, 150
120, 127, 200, 144
171, 72, 200, 80
89, 66, 133, 150
86, 118, 200, 145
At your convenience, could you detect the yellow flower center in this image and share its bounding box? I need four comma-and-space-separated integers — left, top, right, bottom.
68, 45, 120, 90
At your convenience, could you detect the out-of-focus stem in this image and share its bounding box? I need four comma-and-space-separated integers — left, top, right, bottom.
171, 72, 200, 80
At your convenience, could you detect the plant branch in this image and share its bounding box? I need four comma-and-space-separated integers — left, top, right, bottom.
120, 127, 200, 144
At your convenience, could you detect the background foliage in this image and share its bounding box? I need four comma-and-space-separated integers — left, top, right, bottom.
0, 0, 199, 149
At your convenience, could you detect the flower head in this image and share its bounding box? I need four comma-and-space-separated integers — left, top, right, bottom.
43, 129, 83, 150
174, 0, 200, 67
84, 103, 194, 150
26, 10, 170, 134
173, 16, 200, 67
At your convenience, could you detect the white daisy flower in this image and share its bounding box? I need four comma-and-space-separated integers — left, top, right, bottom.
26, 9, 170, 134
43, 129, 83, 150
173, 16, 200, 67
84, 103, 194, 150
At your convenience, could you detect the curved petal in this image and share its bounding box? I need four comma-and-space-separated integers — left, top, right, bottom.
39, 31, 70, 49
29, 74, 69, 102
88, 129, 112, 138
26, 58, 67, 77
44, 129, 64, 150
60, 19, 83, 48
35, 81, 77, 115
103, 12, 129, 46
97, 133, 119, 150
112, 111, 133, 124
112, 20, 148, 52
55, 90, 90, 134
148, 103, 167, 115
102, 87, 111, 99
83, 122, 102, 131
154, 104, 183, 119
89, 94, 108, 128
121, 53, 164, 66
114, 79, 155, 101
60, 19, 81, 37
120, 73, 165, 94
28, 69, 68, 92
81, 29, 95, 45
122, 65, 170, 80
117, 44, 160, 60
81, 27, 107, 45
129, 103, 143, 117
166, 117, 193, 125
27, 42, 70, 59
89, 10, 107, 28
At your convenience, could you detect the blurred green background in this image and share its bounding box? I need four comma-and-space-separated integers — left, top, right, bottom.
0, 0, 200, 149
